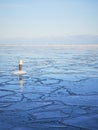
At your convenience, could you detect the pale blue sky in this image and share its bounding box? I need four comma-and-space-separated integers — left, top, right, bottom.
0, 0, 98, 41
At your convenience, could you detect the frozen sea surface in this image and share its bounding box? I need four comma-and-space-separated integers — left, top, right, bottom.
0, 44, 98, 130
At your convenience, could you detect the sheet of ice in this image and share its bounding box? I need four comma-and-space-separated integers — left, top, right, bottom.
0, 44, 98, 129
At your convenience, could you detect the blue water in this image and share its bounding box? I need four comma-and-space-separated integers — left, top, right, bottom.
0, 44, 98, 82
0, 44, 98, 130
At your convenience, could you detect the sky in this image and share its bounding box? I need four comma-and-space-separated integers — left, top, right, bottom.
0, 0, 98, 44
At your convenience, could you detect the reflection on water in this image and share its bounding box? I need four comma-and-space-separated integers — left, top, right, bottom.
19, 75, 23, 91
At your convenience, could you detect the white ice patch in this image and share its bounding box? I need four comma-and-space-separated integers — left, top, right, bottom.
11, 70, 27, 75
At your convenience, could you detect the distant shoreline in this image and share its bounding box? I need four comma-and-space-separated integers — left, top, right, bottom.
0, 43, 98, 47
